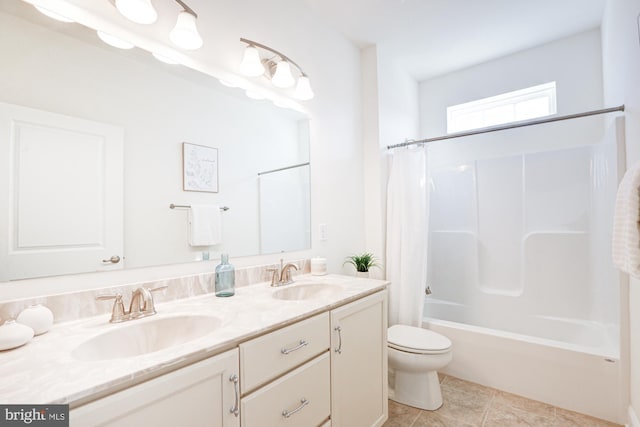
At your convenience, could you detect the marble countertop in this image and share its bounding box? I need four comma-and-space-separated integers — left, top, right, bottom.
0, 274, 388, 407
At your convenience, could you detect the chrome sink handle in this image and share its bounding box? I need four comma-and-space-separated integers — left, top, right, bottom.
266, 267, 280, 287
96, 294, 126, 323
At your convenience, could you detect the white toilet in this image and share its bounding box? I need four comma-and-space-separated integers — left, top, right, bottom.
387, 324, 453, 410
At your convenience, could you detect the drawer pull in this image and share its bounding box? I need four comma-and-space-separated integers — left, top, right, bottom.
229, 374, 239, 417
282, 398, 309, 418
281, 340, 309, 355
334, 326, 342, 354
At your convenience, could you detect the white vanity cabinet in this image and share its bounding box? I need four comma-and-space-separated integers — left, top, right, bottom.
238, 290, 388, 427
331, 291, 388, 427
68, 288, 388, 427
70, 348, 240, 427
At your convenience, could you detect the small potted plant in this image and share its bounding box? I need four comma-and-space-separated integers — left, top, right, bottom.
344, 252, 380, 277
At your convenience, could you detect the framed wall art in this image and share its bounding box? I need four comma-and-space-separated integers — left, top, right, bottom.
182, 142, 219, 193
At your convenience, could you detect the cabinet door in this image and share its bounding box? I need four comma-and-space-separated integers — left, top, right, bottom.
70, 349, 240, 427
331, 290, 388, 427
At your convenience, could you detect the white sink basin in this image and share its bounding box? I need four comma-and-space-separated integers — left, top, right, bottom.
72, 314, 221, 361
272, 283, 343, 301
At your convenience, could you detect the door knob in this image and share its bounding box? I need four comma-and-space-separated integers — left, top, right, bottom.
102, 255, 121, 264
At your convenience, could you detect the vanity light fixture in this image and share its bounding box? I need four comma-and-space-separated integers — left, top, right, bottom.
239, 38, 314, 101
115, 0, 157, 24
34, 5, 74, 23
111, 0, 203, 50
169, 1, 203, 50
271, 60, 295, 88
239, 45, 265, 77
293, 75, 314, 101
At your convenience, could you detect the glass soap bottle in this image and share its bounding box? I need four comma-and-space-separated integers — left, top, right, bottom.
215, 253, 235, 297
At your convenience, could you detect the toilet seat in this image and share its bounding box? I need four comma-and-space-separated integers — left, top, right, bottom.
388, 325, 452, 355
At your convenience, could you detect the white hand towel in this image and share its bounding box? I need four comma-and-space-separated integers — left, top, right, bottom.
188, 205, 222, 246
612, 161, 640, 277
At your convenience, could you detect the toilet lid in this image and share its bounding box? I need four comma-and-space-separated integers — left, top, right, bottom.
388, 325, 452, 353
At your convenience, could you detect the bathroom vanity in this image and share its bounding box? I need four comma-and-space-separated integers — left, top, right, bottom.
0, 275, 388, 427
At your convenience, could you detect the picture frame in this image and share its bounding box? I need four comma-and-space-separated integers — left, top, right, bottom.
182, 142, 219, 193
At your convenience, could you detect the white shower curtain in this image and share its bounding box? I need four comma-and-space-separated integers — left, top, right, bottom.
386, 146, 429, 327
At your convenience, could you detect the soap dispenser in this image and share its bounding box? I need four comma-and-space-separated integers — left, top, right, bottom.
215, 253, 235, 297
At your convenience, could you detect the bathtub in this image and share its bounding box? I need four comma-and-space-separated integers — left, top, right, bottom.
423, 314, 624, 424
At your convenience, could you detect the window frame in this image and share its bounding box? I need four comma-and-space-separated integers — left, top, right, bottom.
446, 82, 557, 134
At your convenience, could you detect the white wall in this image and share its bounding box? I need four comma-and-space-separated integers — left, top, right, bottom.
362, 44, 420, 277
1, 0, 364, 298
361, 46, 385, 274
419, 29, 604, 137
602, 1, 640, 424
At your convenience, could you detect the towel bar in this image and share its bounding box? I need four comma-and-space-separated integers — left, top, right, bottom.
170, 204, 229, 211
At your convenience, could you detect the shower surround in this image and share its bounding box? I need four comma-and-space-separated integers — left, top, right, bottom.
422, 115, 625, 423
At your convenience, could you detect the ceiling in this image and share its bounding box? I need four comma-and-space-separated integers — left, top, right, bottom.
302, 0, 606, 81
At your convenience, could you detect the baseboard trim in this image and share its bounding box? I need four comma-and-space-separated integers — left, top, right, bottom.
629, 405, 640, 427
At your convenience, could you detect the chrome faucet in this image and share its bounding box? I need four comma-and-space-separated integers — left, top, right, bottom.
129, 287, 155, 318
97, 285, 167, 323
267, 259, 299, 287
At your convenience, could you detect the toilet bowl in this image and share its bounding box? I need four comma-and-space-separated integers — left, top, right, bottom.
387, 325, 452, 410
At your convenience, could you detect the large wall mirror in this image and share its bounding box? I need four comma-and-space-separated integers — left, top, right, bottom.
0, 0, 311, 282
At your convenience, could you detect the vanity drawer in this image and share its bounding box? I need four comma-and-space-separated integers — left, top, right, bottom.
240, 312, 329, 392
241, 352, 330, 427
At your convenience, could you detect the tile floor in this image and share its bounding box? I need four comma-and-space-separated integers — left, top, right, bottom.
383, 375, 622, 427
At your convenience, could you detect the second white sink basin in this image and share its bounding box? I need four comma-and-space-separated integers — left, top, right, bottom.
72, 314, 221, 361
272, 283, 343, 301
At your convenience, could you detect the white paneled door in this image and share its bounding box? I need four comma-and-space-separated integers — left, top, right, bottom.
0, 102, 123, 281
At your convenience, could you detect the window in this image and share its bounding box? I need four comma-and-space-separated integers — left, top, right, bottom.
446, 82, 557, 134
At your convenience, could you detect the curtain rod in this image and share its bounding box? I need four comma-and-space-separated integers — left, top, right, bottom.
387, 105, 625, 150
257, 162, 309, 176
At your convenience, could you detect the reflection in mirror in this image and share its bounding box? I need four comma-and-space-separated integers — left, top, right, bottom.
0, 0, 311, 282
258, 163, 311, 254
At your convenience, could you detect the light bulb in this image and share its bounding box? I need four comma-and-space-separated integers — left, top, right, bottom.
294, 76, 314, 100
115, 0, 157, 24
34, 5, 74, 23
271, 60, 295, 88
170, 11, 203, 50
239, 46, 265, 77
97, 31, 134, 50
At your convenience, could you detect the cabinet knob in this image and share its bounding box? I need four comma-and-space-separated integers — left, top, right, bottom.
102, 255, 121, 264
